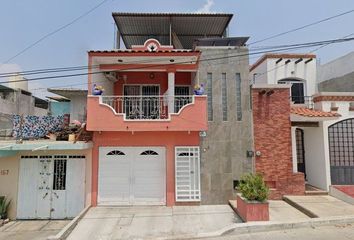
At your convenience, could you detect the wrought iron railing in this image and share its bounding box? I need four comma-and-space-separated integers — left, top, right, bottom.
290, 96, 314, 109
101, 95, 193, 119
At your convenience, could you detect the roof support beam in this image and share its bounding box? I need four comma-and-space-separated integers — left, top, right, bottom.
295, 58, 303, 64
305, 58, 313, 64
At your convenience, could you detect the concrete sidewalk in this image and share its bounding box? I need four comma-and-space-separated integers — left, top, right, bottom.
0, 220, 69, 240
284, 195, 354, 217
67, 205, 242, 240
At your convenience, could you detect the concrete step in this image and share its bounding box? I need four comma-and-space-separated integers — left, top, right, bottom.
305, 190, 328, 196
305, 184, 328, 196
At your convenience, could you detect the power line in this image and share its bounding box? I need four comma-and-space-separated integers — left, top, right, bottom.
4, 36, 354, 87
2, 36, 351, 79
0, 0, 110, 66
32, 50, 303, 92
248, 9, 354, 46
0, 65, 100, 78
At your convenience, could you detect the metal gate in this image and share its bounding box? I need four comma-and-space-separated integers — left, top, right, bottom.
17, 155, 85, 219
329, 118, 354, 185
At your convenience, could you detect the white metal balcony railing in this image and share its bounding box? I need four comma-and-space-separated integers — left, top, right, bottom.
101, 95, 193, 120
290, 96, 314, 109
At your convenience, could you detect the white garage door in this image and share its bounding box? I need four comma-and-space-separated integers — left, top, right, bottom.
98, 147, 166, 205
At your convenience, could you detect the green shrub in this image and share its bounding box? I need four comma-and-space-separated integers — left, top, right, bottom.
0, 196, 11, 219
238, 173, 269, 202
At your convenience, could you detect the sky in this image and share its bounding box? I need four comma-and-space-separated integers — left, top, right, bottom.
1, 0, 354, 98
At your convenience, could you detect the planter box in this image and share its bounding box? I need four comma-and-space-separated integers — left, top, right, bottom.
236, 194, 269, 222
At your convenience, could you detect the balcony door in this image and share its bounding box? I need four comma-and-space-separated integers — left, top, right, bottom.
278, 79, 305, 104
123, 85, 160, 119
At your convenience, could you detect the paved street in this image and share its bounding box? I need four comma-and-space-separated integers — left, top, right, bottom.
196, 224, 354, 240
0, 220, 69, 240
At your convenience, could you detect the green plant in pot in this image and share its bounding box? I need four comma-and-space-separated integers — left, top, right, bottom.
0, 196, 11, 220
238, 173, 269, 202
236, 173, 270, 221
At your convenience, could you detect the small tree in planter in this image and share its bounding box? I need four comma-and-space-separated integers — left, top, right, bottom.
236, 173, 269, 222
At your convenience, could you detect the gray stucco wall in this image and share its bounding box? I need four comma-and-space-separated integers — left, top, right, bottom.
318, 71, 354, 92
197, 47, 254, 204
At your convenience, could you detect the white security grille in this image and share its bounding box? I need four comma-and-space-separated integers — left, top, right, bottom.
175, 147, 200, 202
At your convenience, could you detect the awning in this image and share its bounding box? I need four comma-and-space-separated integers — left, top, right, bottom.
112, 12, 233, 49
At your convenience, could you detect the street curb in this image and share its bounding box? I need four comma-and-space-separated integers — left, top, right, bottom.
150, 215, 354, 240
47, 205, 91, 240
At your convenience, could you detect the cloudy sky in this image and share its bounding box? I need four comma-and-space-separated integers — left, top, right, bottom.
1, 0, 354, 97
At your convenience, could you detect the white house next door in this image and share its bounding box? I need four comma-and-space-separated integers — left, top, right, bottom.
98, 147, 166, 205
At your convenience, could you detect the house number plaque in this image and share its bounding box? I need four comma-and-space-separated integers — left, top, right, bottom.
0, 170, 9, 175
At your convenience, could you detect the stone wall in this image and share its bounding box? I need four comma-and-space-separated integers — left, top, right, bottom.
198, 47, 254, 204
252, 85, 305, 199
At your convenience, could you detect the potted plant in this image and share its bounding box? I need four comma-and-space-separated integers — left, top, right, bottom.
236, 173, 269, 222
92, 84, 104, 96
0, 196, 10, 220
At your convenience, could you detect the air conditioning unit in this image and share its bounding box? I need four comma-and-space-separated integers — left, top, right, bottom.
103, 71, 117, 82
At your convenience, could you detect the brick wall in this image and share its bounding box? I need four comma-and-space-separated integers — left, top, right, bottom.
252, 86, 305, 199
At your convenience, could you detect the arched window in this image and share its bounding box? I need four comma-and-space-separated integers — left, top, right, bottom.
140, 150, 158, 155
278, 78, 305, 104
107, 150, 125, 156
177, 152, 194, 156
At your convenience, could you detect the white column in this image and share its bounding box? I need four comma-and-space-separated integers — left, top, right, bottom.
168, 72, 175, 114
291, 127, 298, 173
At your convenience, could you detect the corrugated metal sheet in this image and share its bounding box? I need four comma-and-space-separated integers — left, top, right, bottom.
112, 13, 233, 49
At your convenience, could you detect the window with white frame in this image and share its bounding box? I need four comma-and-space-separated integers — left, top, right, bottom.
175, 147, 200, 202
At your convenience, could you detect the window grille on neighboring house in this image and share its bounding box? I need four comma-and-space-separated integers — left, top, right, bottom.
222, 73, 228, 121
207, 73, 213, 121
236, 73, 242, 121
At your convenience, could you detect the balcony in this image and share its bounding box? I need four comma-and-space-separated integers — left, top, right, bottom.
290, 96, 314, 109
87, 95, 207, 132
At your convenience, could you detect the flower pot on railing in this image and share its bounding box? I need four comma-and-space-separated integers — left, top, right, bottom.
193, 83, 205, 95
92, 89, 103, 96
92, 84, 104, 96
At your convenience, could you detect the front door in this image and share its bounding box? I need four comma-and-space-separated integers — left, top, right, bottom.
123, 85, 160, 119
175, 147, 201, 202
329, 118, 354, 184
98, 147, 166, 205
296, 129, 306, 177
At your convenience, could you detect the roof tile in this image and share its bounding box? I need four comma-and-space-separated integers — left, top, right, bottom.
290, 107, 340, 117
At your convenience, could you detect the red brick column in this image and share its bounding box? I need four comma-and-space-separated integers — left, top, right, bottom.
252, 86, 305, 199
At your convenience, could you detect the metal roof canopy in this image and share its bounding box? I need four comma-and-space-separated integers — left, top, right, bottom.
112, 12, 233, 49
194, 37, 249, 47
